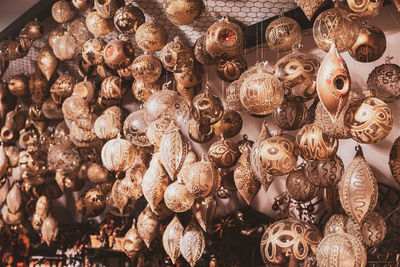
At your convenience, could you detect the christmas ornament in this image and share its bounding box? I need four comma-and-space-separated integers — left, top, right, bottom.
165, 0, 204, 25
108, 178, 136, 216
29, 69, 48, 105
389, 136, 400, 185
177, 84, 201, 107
146, 115, 173, 148
8, 74, 29, 96
188, 118, 215, 143
99, 75, 128, 107
339, 146, 378, 225
82, 38, 106, 66
62, 96, 90, 122
55, 170, 84, 192
296, 123, 338, 160
73, 78, 97, 105
324, 214, 349, 236
305, 154, 344, 188
212, 109, 242, 138
53, 33, 78, 61
240, 67, 284, 116
286, 167, 317, 202
225, 80, 243, 111
294, 0, 325, 20
349, 23, 386, 63
192, 195, 216, 233
272, 97, 308, 131
260, 218, 322, 265
123, 109, 151, 147
313, 7, 359, 52
359, 211, 386, 247
315, 100, 352, 139
160, 37, 194, 73
104, 39, 135, 70
123, 223, 142, 260
132, 80, 161, 103
346, 0, 383, 19
216, 56, 247, 82
94, 113, 121, 140
101, 135, 136, 173
48, 28, 64, 50
265, 15, 302, 52
184, 155, 218, 198
316, 233, 367, 267
316, 42, 350, 122
192, 91, 224, 124
164, 180, 195, 212
131, 54, 162, 83
86, 11, 113, 36
208, 136, 240, 168
94, 0, 124, 18
367, 57, 400, 102
7, 183, 22, 214
52, 0, 75, 24
25, 19, 44, 40
37, 46, 58, 81
174, 61, 203, 87
142, 153, 169, 211
180, 219, 205, 267
345, 94, 393, 144
206, 16, 244, 59
87, 163, 109, 183
123, 164, 145, 200
177, 148, 198, 182
41, 216, 59, 246
47, 142, 81, 173
6, 40, 28, 60
67, 16, 92, 46
194, 35, 213, 65
135, 22, 168, 52
76, 188, 106, 217
72, 0, 93, 11
114, 5, 145, 34
163, 216, 184, 264
137, 205, 159, 248
50, 75, 76, 105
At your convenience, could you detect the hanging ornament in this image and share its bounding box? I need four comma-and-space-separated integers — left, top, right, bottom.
315, 100, 352, 139
123, 109, 151, 147
52, 0, 75, 24
131, 80, 160, 103
145, 115, 172, 148
240, 66, 284, 116
359, 211, 386, 247
260, 218, 322, 265
164, 180, 195, 212
346, 0, 383, 19
41, 216, 59, 246
339, 146, 378, 225
208, 136, 241, 168
25, 19, 43, 40
73, 78, 96, 105
29, 69, 48, 105
114, 5, 145, 34
184, 155, 218, 198
286, 167, 317, 202
50, 75, 76, 105
177, 83, 201, 108
225, 80, 244, 111
212, 109, 242, 138
76, 188, 106, 217
160, 37, 194, 73
94, 0, 123, 18
163, 216, 184, 264
104, 39, 135, 70
87, 163, 109, 183
8, 74, 29, 96
94, 113, 121, 140
367, 57, 400, 103
99, 75, 128, 107
177, 148, 198, 181
294, 0, 325, 20
135, 22, 168, 52
316, 233, 367, 267
123, 223, 142, 260
67, 16, 92, 47
188, 118, 214, 143
305, 154, 344, 188
0, 179, 8, 207
101, 135, 136, 173
192, 91, 224, 124
206, 16, 244, 60
180, 219, 205, 267
123, 164, 146, 200
131, 54, 162, 83
389, 136, 400, 185
265, 15, 302, 52
192, 195, 216, 233
137, 205, 159, 248
216, 56, 247, 83
165, 0, 204, 25
62, 96, 90, 121
194, 35, 213, 65
296, 123, 338, 160
7, 183, 22, 214
37, 46, 58, 81
82, 38, 106, 66
272, 97, 308, 131
53, 33, 79, 61
174, 62, 203, 87
324, 214, 349, 236
86, 11, 113, 36
72, 0, 93, 11
345, 93, 393, 144
142, 153, 169, 211
48, 28, 64, 50
316, 42, 350, 122
107, 178, 136, 216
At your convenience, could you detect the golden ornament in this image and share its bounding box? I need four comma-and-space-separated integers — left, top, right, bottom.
225, 80, 243, 111
174, 61, 203, 87
360, 211, 386, 247
41, 216, 59, 246
194, 35, 213, 65
48, 28, 64, 50
349, 23, 386, 63
123, 164, 146, 200
142, 153, 169, 211
73, 78, 97, 105
0, 178, 9, 206
37, 46, 58, 82
164, 180, 195, 213
272, 98, 308, 131
212, 109, 242, 138
104, 39, 135, 70
389, 136, 400, 185
345, 95, 393, 144
180, 219, 205, 267
184, 155, 217, 198
137, 205, 159, 248
188, 117, 215, 143
324, 214, 349, 236
114, 5, 145, 34
86, 11, 113, 36
208, 136, 240, 168
146, 115, 173, 148
101, 135, 136, 173
99, 76, 128, 107
315, 101, 352, 139
346, 0, 383, 19
265, 16, 302, 52
305, 154, 344, 188
192, 92, 224, 124
123, 109, 151, 147
165, 0, 204, 25
177, 83, 201, 108
52, 0, 75, 24
82, 38, 106, 66
286, 168, 317, 202
294, 0, 325, 20
367, 59, 400, 103
135, 22, 168, 52
94, 113, 121, 140
94, 0, 123, 19
8, 74, 29, 96
132, 80, 161, 103
67, 16, 92, 47
206, 16, 244, 60
163, 216, 184, 264
177, 148, 198, 182
87, 163, 109, 183
76, 188, 106, 217
53, 33, 78, 61
2, 208, 22, 225
0, 145, 8, 179
338, 146, 378, 225
260, 218, 322, 265
7, 182, 22, 214
122, 223, 142, 260
62, 95, 90, 121
29, 69, 49, 105
72, 0, 93, 11
131, 54, 162, 83
108, 178, 136, 216
6, 40, 28, 60
25, 19, 44, 40
50, 75, 76, 105
216, 55, 247, 82
160, 37, 194, 73
192, 195, 216, 233
55, 170, 84, 192
316, 233, 367, 267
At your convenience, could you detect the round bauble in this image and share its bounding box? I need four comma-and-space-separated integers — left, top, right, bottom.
272, 97, 308, 131
52, 0, 75, 24
104, 39, 135, 70
72, 0, 93, 11
305, 154, 344, 188
50, 75, 76, 105
86, 11, 113, 36
131, 54, 162, 83
73, 79, 97, 105
164, 181, 195, 213
188, 118, 214, 143
265, 16, 302, 52
216, 56, 247, 82
360, 211, 386, 247
324, 214, 349, 236
47, 142, 81, 173
94, 113, 121, 140
53, 33, 78, 61
146, 115, 173, 148
165, 0, 204, 25
349, 24, 386, 63
212, 109, 242, 138
194, 35, 213, 65
174, 62, 203, 87
160, 38, 194, 73
367, 60, 400, 103
76, 188, 106, 217
208, 137, 240, 168
114, 5, 145, 34
25, 19, 44, 40
101, 136, 136, 173
82, 38, 106, 65
346, 0, 383, 19
132, 80, 161, 102
286, 168, 317, 202
62, 95, 90, 121
8, 74, 29, 96
99, 76, 128, 107
135, 22, 168, 52
123, 109, 151, 147
94, 0, 124, 19
184, 159, 216, 198
48, 28, 64, 50
192, 92, 224, 124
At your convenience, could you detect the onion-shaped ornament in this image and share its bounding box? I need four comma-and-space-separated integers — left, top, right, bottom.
265, 15, 302, 52
123, 110, 151, 147
114, 5, 145, 34
160, 37, 194, 73
104, 39, 135, 70
367, 58, 400, 102
82, 38, 106, 66
208, 136, 240, 168
101, 135, 136, 173
165, 0, 204, 25
25, 19, 44, 40
192, 90, 224, 124
360, 211, 386, 247
163, 216, 184, 264
180, 219, 205, 267
338, 146, 378, 225
164, 180, 195, 212
123, 223, 142, 260
37, 46, 58, 81
296, 123, 338, 160
194, 35, 213, 65
107, 178, 136, 216
206, 16, 244, 60
305, 154, 344, 188
192, 194, 216, 232
135, 22, 168, 52
86, 11, 113, 36
216, 56, 247, 82
137, 205, 159, 248
272, 97, 308, 131
41, 216, 59, 246
52, 0, 75, 24
142, 153, 169, 211
316, 233, 367, 267
8, 74, 29, 97
50, 75, 76, 105
212, 109, 242, 138
313, 7, 359, 52
286, 167, 317, 202
131, 54, 162, 83
184, 155, 217, 198
345, 94, 393, 144
7, 182, 22, 214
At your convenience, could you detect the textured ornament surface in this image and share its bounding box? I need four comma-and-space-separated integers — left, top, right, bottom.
208, 138, 240, 168
192, 194, 216, 232
37, 46, 58, 81
177, 149, 198, 182
265, 16, 302, 52
7, 183, 22, 214
286, 168, 317, 202
367, 62, 400, 102
137, 205, 159, 248
164, 181, 195, 213
305, 154, 344, 188
165, 0, 204, 25
123, 224, 142, 260
135, 22, 168, 52
180, 219, 205, 267
324, 214, 349, 236
272, 98, 308, 131
389, 135, 400, 185
184, 158, 217, 198
360, 211, 386, 247
295, 0, 324, 20
163, 216, 184, 264
41, 216, 59, 246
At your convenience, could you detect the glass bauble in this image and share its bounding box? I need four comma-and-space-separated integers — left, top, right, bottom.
315, 101, 352, 139
25, 19, 44, 40
260, 218, 322, 265
345, 96, 393, 144
349, 23, 386, 63
114, 5, 145, 34
135, 22, 168, 52
272, 97, 308, 131
163, 216, 183, 264
164, 181, 195, 213
192, 92, 224, 124
76, 188, 106, 217
37, 46, 58, 82
123, 109, 151, 147
146, 115, 173, 148
265, 16, 302, 52
212, 109, 242, 138
305, 154, 344, 188
165, 0, 204, 25
324, 214, 349, 236
240, 69, 284, 116
53, 33, 78, 61
208, 137, 240, 168
295, 0, 325, 20
123, 224, 142, 260
225, 80, 243, 111
180, 219, 205, 267
8, 74, 29, 96
274, 51, 320, 101
94, 0, 123, 19
47, 142, 81, 173
101, 135, 136, 173
194, 35, 213, 65
87, 163, 109, 183
160, 38, 194, 73
184, 157, 217, 198
286, 168, 317, 201
52, 0, 75, 24
72, 0, 93, 11
82, 38, 106, 65
174, 61, 203, 87
132, 80, 161, 103
316, 233, 367, 267
86, 11, 113, 36
99, 76, 129, 107
73, 78, 97, 105
106, 179, 136, 217
188, 118, 215, 143
367, 60, 400, 103
131, 54, 162, 83
313, 7, 359, 52
50, 75, 76, 105
62, 96, 90, 121
41, 216, 59, 246
104, 39, 135, 70
359, 211, 386, 247
94, 113, 121, 140
137, 205, 159, 248
216, 56, 247, 82
48, 28, 64, 50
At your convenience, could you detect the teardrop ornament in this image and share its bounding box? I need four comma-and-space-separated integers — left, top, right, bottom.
37, 46, 58, 81
192, 194, 217, 232
41, 216, 59, 246
163, 215, 184, 264
316, 42, 351, 122
137, 205, 159, 248
122, 223, 143, 260
7, 182, 22, 214
180, 219, 205, 267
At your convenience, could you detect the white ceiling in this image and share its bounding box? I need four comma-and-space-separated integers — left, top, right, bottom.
0, 0, 39, 32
